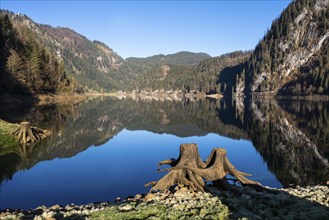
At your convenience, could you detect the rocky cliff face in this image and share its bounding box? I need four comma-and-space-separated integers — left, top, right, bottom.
235, 0, 329, 96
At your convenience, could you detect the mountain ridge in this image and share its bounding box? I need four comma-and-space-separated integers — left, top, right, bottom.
1, 0, 329, 97
127, 51, 211, 66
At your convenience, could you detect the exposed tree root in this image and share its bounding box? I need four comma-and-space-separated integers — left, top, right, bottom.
146, 143, 261, 194
11, 121, 49, 144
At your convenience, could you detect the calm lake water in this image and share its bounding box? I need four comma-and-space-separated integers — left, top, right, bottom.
0, 97, 328, 209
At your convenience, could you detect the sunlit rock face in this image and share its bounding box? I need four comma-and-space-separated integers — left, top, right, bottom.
235, 0, 329, 96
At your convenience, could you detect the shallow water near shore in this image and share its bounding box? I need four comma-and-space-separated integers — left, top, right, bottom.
0, 97, 328, 209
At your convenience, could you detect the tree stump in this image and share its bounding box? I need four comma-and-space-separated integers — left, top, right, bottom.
11, 121, 47, 144
146, 143, 261, 193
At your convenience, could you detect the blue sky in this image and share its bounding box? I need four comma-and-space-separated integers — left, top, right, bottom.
1, 0, 291, 58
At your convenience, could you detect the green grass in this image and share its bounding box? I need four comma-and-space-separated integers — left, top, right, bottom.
91, 204, 168, 220
0, 119, 20, 155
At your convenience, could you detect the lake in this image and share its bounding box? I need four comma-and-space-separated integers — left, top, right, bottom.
0, 97, 328, 209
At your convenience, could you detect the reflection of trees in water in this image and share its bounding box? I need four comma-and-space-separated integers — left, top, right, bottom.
0, 143, 39, 183
1, 97, 328, 187
1, 98, 241, 183
278, 101, 329, 160
243, 100, 329, 186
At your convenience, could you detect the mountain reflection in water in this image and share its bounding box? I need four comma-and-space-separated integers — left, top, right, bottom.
0, 97, 328, 209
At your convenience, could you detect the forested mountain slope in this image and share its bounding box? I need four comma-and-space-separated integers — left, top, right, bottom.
235, 0, 329, 96
1, 10, 227, 94
0, 13, 75, 95
100, 51, 216, 92
111, 51, 250, 94
37, 24, 124, 91
2, 0, 328, 97
127, 52, 211, 66
12, 12, 123, 92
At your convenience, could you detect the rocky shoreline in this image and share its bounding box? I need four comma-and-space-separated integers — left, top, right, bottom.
1, 184, 328, 220
110, 90, 208, 102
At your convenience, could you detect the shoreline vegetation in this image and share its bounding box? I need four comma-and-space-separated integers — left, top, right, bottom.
0, 91, 327, 152
38, 91, 329, 102
0, 119, 20, 155
0, 184, 328, 219
0, 119, 50, 155
0, 91, 327, 154
107, 90, 222, 101
1, 91, 328, 111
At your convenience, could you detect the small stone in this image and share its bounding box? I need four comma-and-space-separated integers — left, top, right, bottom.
127, 197, 134, 202
118, 204, 134, 212
82, 210, 90, 215
199, 208, 208, 218
144, 193, 156, 201
210, 197, 219, 202
169, 199, 177, 205
42, 211, 56, 219
241, 194, 251, 200
50, 204, 61, 210
65, 205, 73, 210
134, 194, 142, 200
179, 187, 189, 193
115, 197, 121, 203
33, 216, 43, 220
176, 204, 185, 211
4, 214, 18, 219
35, 205, 47, 210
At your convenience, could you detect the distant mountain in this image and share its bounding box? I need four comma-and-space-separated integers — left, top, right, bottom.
36, 25, 124, 91
235, 0, 329, 97
111, 51, 250, 94
3, 0, 328, 97
127, 52, 211, 66
0, 10, 252, 96
106, 51, 212, 91
1, 10, 220, 94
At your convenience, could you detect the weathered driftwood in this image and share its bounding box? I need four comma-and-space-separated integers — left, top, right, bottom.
11, 121, 49, 144
146, 143, 261, 193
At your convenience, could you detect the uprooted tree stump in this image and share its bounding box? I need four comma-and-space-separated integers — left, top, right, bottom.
11, 121, 49, 144
145, 143, 261, 194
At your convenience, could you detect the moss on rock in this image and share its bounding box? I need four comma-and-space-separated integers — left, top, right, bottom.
91, 190, 229, 220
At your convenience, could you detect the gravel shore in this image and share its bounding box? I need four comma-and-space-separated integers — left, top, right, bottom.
1, 184, 328, 220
